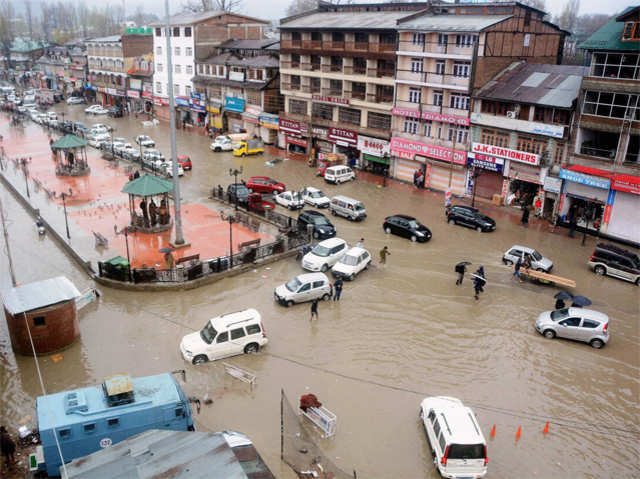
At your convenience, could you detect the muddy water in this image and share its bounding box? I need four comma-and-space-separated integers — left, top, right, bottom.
0, 105, 638, 478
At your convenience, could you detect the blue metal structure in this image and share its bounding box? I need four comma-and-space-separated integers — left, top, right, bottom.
36, 372, 194, 477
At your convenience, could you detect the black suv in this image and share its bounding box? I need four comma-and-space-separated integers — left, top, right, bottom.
588, 243, 640, 285
227, 184, 251, 205
383, 214, 432, 242
298, 210, 336, 240
108, 106, 123, 118
446, 205, 496, 232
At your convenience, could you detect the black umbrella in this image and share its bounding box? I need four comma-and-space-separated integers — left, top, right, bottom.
159, 247, 174, 254
554, 291, 574, 300
571, 296, 592, 307
456, 261, 472, 268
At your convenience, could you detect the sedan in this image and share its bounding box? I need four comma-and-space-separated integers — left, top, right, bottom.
85, 105, 108, 115
331, 247, 371, 280
274, 191, 304, 210
446, 205, 496, 232
383, 214, 432, 242
535, 308, 609, 349
136, 135, 156, 147
66, 96, 86, 105
297, 210, 336, 240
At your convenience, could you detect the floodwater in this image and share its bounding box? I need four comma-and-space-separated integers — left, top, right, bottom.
1, 105, 639, 478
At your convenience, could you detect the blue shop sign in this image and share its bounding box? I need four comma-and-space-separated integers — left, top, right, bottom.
559, 168, 610, 189
175, 97, 190, 107
259, 114, 279, 126
190, 91, 205, 101
225, 96, 245, 113
467, 154, 504, 173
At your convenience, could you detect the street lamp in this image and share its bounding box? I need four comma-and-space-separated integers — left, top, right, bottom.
220, 212, 237, 268
229, 167, 243, 211
61, 192, 70, 240
22, 160, 30, 198
114, 225, 132, 281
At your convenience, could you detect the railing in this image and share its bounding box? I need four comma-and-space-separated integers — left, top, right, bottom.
580, 144, 616, 159
369, 43, 396, 53
346, 90, 366, 101
367, 68, 395, 78
394, 100, 442, 113
397, 40, 474, 56
367, 93, 393, 104
310, 85, 321, 94
343, 65, 367, 75
396, 70, 470, 87
302, 40, 322, 49
323, 41, 344, 50
291, 40, 301, 48
623, 152, 640, 165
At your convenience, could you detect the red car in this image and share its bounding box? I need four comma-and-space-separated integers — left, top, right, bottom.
247, 192, 275, 214
246, 176, 285, 194
177, 155, 192, 170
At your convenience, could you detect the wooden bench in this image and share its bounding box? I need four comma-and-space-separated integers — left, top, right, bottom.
176, 254, 200, 265
239, 239, 260, 250
521, 269, 576, 288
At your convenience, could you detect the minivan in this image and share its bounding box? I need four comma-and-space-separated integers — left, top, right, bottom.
324, 165, 355, 184
588, 243, 640, 285
420, 396, 488, 479
274, 273, 332, 307
330, 195, 366, 221
179, 308, 268, 365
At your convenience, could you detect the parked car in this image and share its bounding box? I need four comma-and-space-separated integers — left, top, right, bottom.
142, 149, 165, 163
73, 122, 88, 135
331, 247, 371, 280
107, 106, 123, 118
114, 142, 133, 157
60, 120, 74, 133
274, 190, 304, 210
300, 186, 330, 208
502, 245, 553, 272
16, 105, 26, 113
274, 272, 333, 307
91, 123, 113, 132
227, 183, 251, 205
66, 96, 86, 105
247, 192, 275, 214
233, 139, 264, 157
35, 113, 48, 124
420, 396, 488, 479
179, 308, 268, 365
297, 210, 336, 240
122, 145, 141, 161
302, 237, 348, 272
88, 133, 111, 148
85, 104, 108, 115
588, 243, 640, 285
535, 307, 610, 349
383, 214, 432, 242
324, 165, 355, 184
446, 205, 496, 232
210, 135, 235, 152
135, 135, 155, 147
247, 176, 285, 194
47, 111, 57, 121
329, 195, 366, 221
177, 155, 192, 170
161, 161, 184, 177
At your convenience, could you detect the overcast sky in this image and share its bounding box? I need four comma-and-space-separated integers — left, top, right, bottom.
131, 0, 634, 22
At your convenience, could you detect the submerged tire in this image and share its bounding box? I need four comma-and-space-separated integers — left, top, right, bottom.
543, 330, 556, 340
244, 343, 259, 354
192, 355, 208, 365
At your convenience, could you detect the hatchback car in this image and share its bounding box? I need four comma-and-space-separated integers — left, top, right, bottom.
275, 190, 304, 210
384, 214, 432, 242
136, 135, 156, 147
503, 245, 553, 272
66, 96, 86, 105
162, 162, 184, 177
247, 176, 285, 195
177, 155, 192, 170
227, 184, 251, 205
535, 307, 609, 349
301, 186, 330, 208
298, 211, 336, 240
446, 205, 496, 232
588, 243, 640, 285
302, 237, 348, 272
274, 272, 332, 306
85, 104, 108, 115
142, 149, 165, 163
331, 247, 371, 280
210, 135, 234, 152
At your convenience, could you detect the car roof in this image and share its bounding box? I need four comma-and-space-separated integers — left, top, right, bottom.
327, 165, 349, 170
345, 246, 368, 256
508, 244, 534, 252
453, 205, 478, 212
209, 308, 261, 329
332, 195, 359, 203
389, 214, 416, 221
305, 186, 321, 192
295, 272, 329, 282
567, 308, 609, 322
302, 210, 324, 217
421, 397, 485, 444
317, 237, 346, 247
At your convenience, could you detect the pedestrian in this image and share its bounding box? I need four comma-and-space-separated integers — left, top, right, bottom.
513, 257, 524, 283
413, 169, 419, 187
379, 246, 390, 265
310, 298, 319, 320
534, 197, 542, 217
521, 205, 530, 227
333, 278, 343, 301
523, 253, 532, 270
568, 204, 577, 238
455, 262, 467, 285
356, 238, 364, 248
0, 426, 16, 468
133, 170, 140, 179
473, 266, 486, 301
555, 298, 565, 310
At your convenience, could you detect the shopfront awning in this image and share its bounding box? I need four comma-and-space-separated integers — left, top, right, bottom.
363, 153, 389, 165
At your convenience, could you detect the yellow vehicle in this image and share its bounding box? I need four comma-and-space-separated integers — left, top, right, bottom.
233, 139, 265, 157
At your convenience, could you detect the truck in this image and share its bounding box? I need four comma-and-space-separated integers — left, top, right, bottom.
233, 139, 265, 157
34, 371, 195, 476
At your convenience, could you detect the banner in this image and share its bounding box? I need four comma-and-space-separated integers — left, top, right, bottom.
392, 107, 469, 126
559, 168, 610, 189
471, 142, 540, 166
467, 154, 504, 173
225, 96, 245, 112
328, 127, 357, 146
391, 137, 466, 164
357, 135, 390, 157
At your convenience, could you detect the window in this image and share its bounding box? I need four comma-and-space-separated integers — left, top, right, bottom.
107, 418, 119, 427
449, 94, 470, 110
175, 64, 181, 74
33, 316, 46, 326
412, 33, 425, 45
455, 34, 476, 47
186, 65, 193, 75
292, 31, 301, 41
246, 90, 261, 105
174, 46, 180, 56
554, 144, 564, 164
437, 34, 448, 46
310, 77, 321, 93
411, 58, 423, 73
217, 65, 225, 76
582, 319, 599, 329
435, 61, 445, 75
256, 69, 263, 80
481, 129, 509, 147
524, 9, 531, 27
448, 125, 469, 144
339, 107, 361, 125
438, 433, 446, 453
155, 27, 161, 37
329, 79, 342, 95
291, 75, 301, 90
298, 283, 310, 292
312, 102, 334, 120
173, 27, 180, 37
311, 32, 321, 41
175, 407, 184, 417
404, 117, 418, 134
246, 324, 261, 335
380, 33, 396, 44
83, 423, 95, 433
409, 87, 421, 104
156, 46, 162, 55
184, 27, 191, 37
433, 90, 443, 106
59, 429, 71, 438
424, 120, 432, 137
433, 419, 441, 437
156, 82, 162, 94
583, 91, 639, 120
368, 112, 391, 131
185, 85, 191, 97
291, 53, 301, 68
157, 63, 163, 72
205, 64, 211, 75
591, 52, 639, 79
355, 32, 368, 43
516, 136, 546, 155
174, 84, 180, 96
186, 47, 193, 56
560, 318, 581, 327
453, 62, 470, 77
216, 332, 228, 343
198, 64, 203, 74
289, 99, 307, 115
312, 280, 325, 288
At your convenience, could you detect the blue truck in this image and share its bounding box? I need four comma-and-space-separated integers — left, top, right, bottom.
35, 371, 195, 477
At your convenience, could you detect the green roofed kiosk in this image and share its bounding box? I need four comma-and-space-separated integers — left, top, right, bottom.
121, 174, 173, 233
51, 134, 90, 176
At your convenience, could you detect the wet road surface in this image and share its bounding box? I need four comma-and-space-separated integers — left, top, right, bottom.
0, 105, 638, 478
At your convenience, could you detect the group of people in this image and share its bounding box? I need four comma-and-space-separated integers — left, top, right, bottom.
413, 169, 425, 189
139, 197, 169, 228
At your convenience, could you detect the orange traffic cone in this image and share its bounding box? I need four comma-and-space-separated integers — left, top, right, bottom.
515, 426, 522, 440
490, 425, 496, 438
542, 422, 549, 434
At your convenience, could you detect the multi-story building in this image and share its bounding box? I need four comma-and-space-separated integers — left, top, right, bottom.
69, 46, 89, 95
36, 47, 72, 92
278, 2, 426, 165
562, 6, 639, 245
470, 62, 585, 222
193, 39, 282, 141
149, 10, 269, 123
390, 1, 566, 193
122, 29, 155, 115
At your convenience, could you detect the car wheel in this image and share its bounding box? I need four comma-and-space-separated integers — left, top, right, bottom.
286, 300, 294, 307
348, 274, 354, 281
321, 264, 328, 272
543, 329, 556, 339
244, 343, 259, 354
241, 153, 246, 157
636, 277, 640, 286
476, 226, 483, 232
331, 209, 336, 216
192, 355, 208, 365
590, 339, 604, 349
447, 217, 454, 224
365, 261, 370, 270
410, 235, 417, 242
313, 231, 319, 239
385, 227, 391, 234
322, 293, 331, 301
594, 265, 606, 276
504, 259, 513, 266
215, 147, 221, 152
536, 268, 545, 272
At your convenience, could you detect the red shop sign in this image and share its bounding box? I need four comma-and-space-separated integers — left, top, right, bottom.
312, 94, 349, 105
611, 175, 640, 195
279, 118, 308, 136
287, 136, 308, 147
390, 137, 466, 164
392, 107, 470, 126
328, 127, 357, 145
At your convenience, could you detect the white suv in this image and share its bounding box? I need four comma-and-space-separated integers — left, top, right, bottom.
420, 396, 488, 479
179, 308, 267, 365
302, 237, 348, 272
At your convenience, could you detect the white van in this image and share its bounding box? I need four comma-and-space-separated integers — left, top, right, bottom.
324, 165, 355, 184
274, 272, 332, 307
330, 195, 366, 221
420, 396, 488, 479
179, 308, 268, 365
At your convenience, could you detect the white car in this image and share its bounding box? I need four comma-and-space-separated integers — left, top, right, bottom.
135, 135, 155, 147
66, 96, 85, 105
302, 237, 348, 272
331, 247, 371, 280
114, 142, 133, 156
502, 245, 553, 273
17, 105, 26, 113
274, 190, 304, 210
35, 113, 48, 124
85, 105, 108, 115
88, 133, 111, 148
210, 135, 234, 152
274, 273, 333, 306
179, 308, 268, 365
161, 161, 184, 177
142, 149, 165, 163
92, 123, 113, 132
301, 186, 330, 208
47, 112, 57, 121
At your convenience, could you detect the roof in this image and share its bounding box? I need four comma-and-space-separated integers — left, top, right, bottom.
2, 276, 80, 315
280, 11, 415, 30
121, 174, 173, 196
476, 62, 586, 109
63, 429, 275, 478
210, 308, 261, 329
397, 14, 512, 32
51, 134, 88, 149
10, 38, 51, 53
579, 6, 638, 51
85, 35, 121, 43
149, 10, 268, 27
220, 38, 279, 50
201, 52, 279, 68
421, 396, 485, 444
191, 75, 273, 91
616, 5, 640, 21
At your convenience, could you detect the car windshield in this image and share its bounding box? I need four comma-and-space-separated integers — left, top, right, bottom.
340, 255, 358, 266
407, 220, 420, 229
311, 244, 331, 257
215, 136, 230, 143
310, 191, 324, 198
312, 216, 330, 226
354, 204, 365, 211
199, 322, 217, 344
139, 136, 149, 141
235, 186, 249, 195
551, 308, 569, 321
532, 250, 543, 261
285, 277, 301, 292
448, 444, 485, 460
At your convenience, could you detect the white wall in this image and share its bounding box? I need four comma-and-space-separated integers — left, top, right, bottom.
152, 26, 195, 98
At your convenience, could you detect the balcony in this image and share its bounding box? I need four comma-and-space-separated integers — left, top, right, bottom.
394, 100, 442, 113
302, 40, 322, 49
396, 70, 470, 89
301, 62, 321, 72
321, 64, 343, 73
369, 43, 396, 53
322, 88, 343, 97
367, 68, 395, 78
344, 65, 367, 75
344, 90, 366, 101
310, 84, 321, 94
301, 85, 311, 93
291, 40, 301, 48
367, 93, 394, 104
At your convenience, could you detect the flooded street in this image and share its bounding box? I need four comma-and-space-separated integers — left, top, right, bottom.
1, 105, 639, 478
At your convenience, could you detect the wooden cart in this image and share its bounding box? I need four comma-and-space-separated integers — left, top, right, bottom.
520, 268, 576, 288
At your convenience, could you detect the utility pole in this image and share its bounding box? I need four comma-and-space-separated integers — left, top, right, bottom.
0, 196, 17, 286
165, 0, 186, 247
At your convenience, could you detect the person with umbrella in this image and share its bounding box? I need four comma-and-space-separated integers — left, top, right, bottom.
455, 261, 470, 285
554, 291, 573, 310
472, 266, 486, 300
160, 247, 175, 269
571, 296, 592, 308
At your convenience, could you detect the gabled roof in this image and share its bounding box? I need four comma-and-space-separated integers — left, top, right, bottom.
85, 35, 121, 43
397, 14, 512, 32
121, 174, 173, 196
10, 38, 50, 53
220, 39, 279, 50
2, 276, 80, 315
616, 5, 640, 22
280, 10, 416, 30
149, 10, 268, 27
51, 134, 88, 149
579, 6, 639, 51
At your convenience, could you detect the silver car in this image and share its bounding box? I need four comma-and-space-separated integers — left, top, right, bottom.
535, 308, 609, 349
503, 245, 553, 272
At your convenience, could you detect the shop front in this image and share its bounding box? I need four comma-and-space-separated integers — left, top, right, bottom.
311, 126, 332, 156
242, 104, 262, 137
558, 168, 610, 234
127, 89, 141, 114
258, 113, 279, 144
225, 96, 245, 133
328, 127, 358, 163
174, 97, 192, 125
189, 91, 207, 127
466, 153, 504, 200
279, 118, 309, 154
607, 175, 640, 245
141, 83, 154, 114
208, 101, 222, 132
542, 175, 563, 221
358, 135, 390, 176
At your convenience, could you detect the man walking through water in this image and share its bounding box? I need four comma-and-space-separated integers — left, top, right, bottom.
473, 266, 486, 300
310, 298, 319, 321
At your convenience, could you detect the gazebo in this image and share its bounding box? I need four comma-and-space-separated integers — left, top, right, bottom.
121, 174, 173, 233
52, 134, 90, 176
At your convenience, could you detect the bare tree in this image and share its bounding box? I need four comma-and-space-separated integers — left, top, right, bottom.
0, 0, 13, 70
183, 0, 244, 12
25, 1, 33, 39
556, 0, 580, 32
77, 2, 89, 38
519, 0, 547, 12
285, 0, 317, 17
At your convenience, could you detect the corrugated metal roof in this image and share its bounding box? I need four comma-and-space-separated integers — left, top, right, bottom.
221, 39, 279, 50
476, 62, 587, 108
579, 6, 638, 51
2, 276, 80, 315
148, 10, 268, 27
63, 430, 273, 478
281, 11, 412, 29
85, 35, 121, 43
398, 14, 512, 32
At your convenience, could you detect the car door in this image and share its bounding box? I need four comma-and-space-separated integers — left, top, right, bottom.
557, 317, 582, 340
398, 219, 411, 238
329, 243, 346, 265
228, 327, 247, 356
508, 249, 523, 264
311, 280, 327, 299
615, 258, 634, 281
296, 282, 312, 302
209, 331, 234, 360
